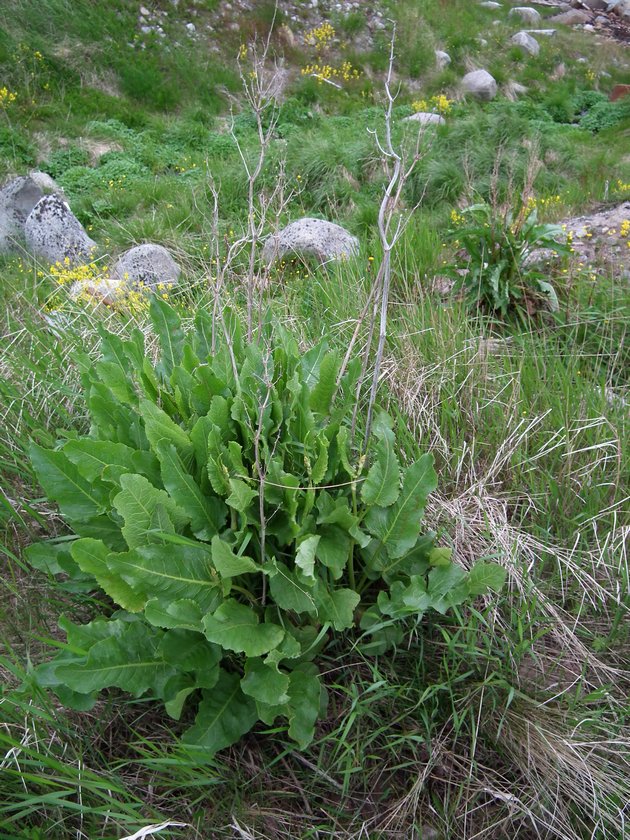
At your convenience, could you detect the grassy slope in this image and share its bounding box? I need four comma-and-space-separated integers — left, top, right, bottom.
1, 1, 629, 838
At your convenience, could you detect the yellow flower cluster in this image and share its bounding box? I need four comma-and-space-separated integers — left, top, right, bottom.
412, 94, 453, 114
301, 61, 360, 84
50, 258, 103, 286
0, 86, 17, 107
619, 219, 629, 238
48, 258, 153, 316
450, 208, 464, 225
172, 156, 198, 174
304, 22, 335, 50
525, 194, 562, 212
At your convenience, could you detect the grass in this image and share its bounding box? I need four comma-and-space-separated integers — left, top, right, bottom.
1, 0, 629, 837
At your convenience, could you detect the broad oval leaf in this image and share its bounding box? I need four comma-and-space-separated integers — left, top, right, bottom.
241, 658, 290, 706
364, 453, 437, 560
107, 543, 221, 611
29, 444, 108, 521
71, 538, 146, 612
57, 621, 175, 698
182, 670, 258, 756
113, 473, 190, 550
361, 429, 400, 508
202, 600, 285, 657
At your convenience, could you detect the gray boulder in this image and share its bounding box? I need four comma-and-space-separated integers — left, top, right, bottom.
111, 243, 181, 289
404, 112, 446, 126
28, 170, 65, 196
25, 195, 96, 265
262, 218, 359, 265
479, 1, 502, 7
549, 9, 591, 23
0, 176, 43, 253
608, 0, 630, 19
462, 69, 498, 101
435, 50, 451, 70
508, 6, 542, 23
511, 31, 540, 55
582, 0, 607, 9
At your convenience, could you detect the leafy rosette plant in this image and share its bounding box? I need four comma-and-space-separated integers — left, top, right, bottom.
447, 202, 570, 318
28, 300, 505, 756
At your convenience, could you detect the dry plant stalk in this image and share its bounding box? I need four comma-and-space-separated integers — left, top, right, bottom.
341, 24, 429, 447
202, 7, 298, 349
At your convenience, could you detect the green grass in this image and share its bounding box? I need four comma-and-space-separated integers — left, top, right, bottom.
1, 0, 629, 837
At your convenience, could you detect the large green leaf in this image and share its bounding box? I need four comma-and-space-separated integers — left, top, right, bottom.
107, 543, 221, 611
226, 478, 257, 513
113, 473, 190, 549
139, 399, 194, 461
287, 665, 322, 749
268, 560, 318, 614
466, 561, 507, 595
94, 361, 137, 405
144, 598, 205, 631
158, 629, 221, 674
182, 670, 258, 755
295, 535, 320, 583
202, 600, 285, 657
315, 526, 350, 580
57, 621, 174, 697
315, 587, 359, 631
29, 444, 108, 521
427, 565, 469, 613
156, 442, 224, 540
241, 658, 290, 705
71, 538, 146, 612
151, 297, 184, 379
309, 350, 339, 415
63, 440, 137, 484
361, 427, 400, 507
206, 427, 231, 496
211, 536, 259, 578
364, 454, 437, 560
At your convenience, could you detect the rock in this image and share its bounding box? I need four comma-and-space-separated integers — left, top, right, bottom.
0, 176, 43, 253
524, 29, 556, 36
582, 0, 607, 9
28, 170, 64, 196
111, 243, 181, 289
462, 69, 498, 101
262, 218, 359, 265
69, 275, 125, 306
508, 6, 542, 24
24, 195, 96, 265
435, 50, 451, 70
511, 31, 540, 55
404, 112, 446, 126
549, 9, 592, 23
608, 0, 630, 19
479, 1, 502, 8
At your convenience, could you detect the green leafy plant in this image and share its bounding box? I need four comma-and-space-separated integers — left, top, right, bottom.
27, 300, 505, 757
447, 202, 570, 318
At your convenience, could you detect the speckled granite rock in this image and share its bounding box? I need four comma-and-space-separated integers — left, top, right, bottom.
262, 218, 359, 264
0, 176, 43, 253
25, 195, 96, 265
111, 243, 181, 289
